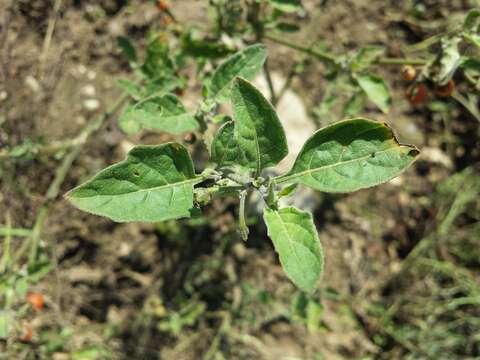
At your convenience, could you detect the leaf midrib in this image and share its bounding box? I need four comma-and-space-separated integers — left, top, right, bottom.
70, 177, 201, 199
275, 146, 410, 184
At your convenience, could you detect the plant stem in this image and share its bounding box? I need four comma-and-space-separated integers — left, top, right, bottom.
0, 213, 12, 273
263, 60, 277, 104
26, 91, 129, 269
0, 227, 32, 238
264, 33, 428, 66
264, 33, 337, 63
238, 190, 249, 241
376, 57, 427, 66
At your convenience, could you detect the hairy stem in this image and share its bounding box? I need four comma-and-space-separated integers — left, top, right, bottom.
238, 190, 249, 241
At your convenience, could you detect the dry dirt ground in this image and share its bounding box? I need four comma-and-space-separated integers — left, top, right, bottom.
1, 0, 479, 359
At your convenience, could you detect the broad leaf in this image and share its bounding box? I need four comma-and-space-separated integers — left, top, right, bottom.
350, 46, 385, 72
231, 77, 288, 174
268, 0, 303, 13
67, 143, 202, 222
356, 74, 391, 113
210, 121, 239, 167
208, 44, 267, 103
264, 206, 324, 293
276, 118, 419, 193
119, 94, 198, 135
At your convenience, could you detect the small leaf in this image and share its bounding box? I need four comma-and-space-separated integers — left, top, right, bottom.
182, 32, 231, 59
208, 44, 267, 103
356, 74, 391, 113
119, 94, 198, 135
436, 37, 461, 85
117, 36, 137, 64
350, 46, 385, 72
268, 0, 303, 13
278, 183, 298, 198
117, 79, 142, 100
210, 121, 240, 167
67, 143, 202, 222
142, 35, 175, 79
275, 22, 300, 32
343, 91, 367, 116
276, 118, 419, 193
231, 77, 288, 174
463, 9, 480, 31
264, 206, 324, 293
461, 57, 480, 80
463, 32, 480, 49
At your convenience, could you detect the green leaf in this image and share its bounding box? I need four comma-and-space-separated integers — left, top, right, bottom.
117, 79, 142, 100
264, 206, 324, 293
210, 121, 239, 167
231, 77, 288, 174
343, 91, 367, 116
208, 44, 267, 103
275, 22, 300, 32
463, 9, 480, 31
356, 74, 391, 113
67, 143, 202, 222
181, 32, 231, 59
350, 46, 385, 72
436, 37, 461, 85
461, 57, 480, 80
276, 118, 419, 193
268, 0, 303, 13
119, 94, 198, 135
463, 32, 480, 49
142, 35, 175, 79
117, 36, 137, 64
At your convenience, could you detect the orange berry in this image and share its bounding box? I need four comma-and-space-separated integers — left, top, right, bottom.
405, 83, 427, 106
401, 65, 417, 81
19, 326, 33, 343
26, 292, 44, 311
434, 79, 455, 98
157, 0, 169, 11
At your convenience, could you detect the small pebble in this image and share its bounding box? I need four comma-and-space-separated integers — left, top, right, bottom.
81, 84, 96, 97
83, 98, 100, 111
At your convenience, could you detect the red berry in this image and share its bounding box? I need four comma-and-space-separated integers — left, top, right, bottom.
157, 0, 169, 11
26, 292, 44, 311
401, 65, 417, 81
405, 83, 427, 106
434, 79, 455, 98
